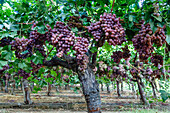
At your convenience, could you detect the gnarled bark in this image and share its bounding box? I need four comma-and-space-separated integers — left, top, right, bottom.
136, 78, 149, 105
0, 80, 3, 91
5, 74, 9, 93
106, 83, 110, 94
150, 81, 157, 98
78, 66, 101, 113
101, 83, 104, 91
22, 79, 33, 105
47, 82, 51, 96
116, 80, 121, 97
30, 82, 34, 92
56, 86, 60, 92
11, 80, 15, 95
44, 55, 102, 112
121, 81, 123, 92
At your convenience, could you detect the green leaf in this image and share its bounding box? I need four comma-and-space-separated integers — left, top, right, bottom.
1, 51, 12, 60
166, 25, 170, 44
149, 19, 157, 33
3, 23, 10, 29
152, 14, 162, 22
159, 90, 170, 102
0, 24, 3, 29
21, 50, 29, 54
18, 62, 27, 69
91, 46, 98, 53
10, 31, 18, 37
31, 51, 44, 65
32, 86, 42, 93
72, 27, 78, 32
37, 25, 46, 34
0, 60, 8, 66
129, 15, 133, 22
51, 70, 57, 76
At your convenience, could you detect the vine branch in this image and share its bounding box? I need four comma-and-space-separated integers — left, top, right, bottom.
111, 0, 115, 13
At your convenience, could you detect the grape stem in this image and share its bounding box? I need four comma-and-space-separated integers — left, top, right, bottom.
111, 0, 115, 13
45, 47, 54, 61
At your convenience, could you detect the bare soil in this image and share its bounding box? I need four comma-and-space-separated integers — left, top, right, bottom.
0, 87, 169, 113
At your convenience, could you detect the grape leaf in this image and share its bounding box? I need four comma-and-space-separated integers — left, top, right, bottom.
151, 14, 162, 22
166, 25, 170, 44
129, 15, 133, 22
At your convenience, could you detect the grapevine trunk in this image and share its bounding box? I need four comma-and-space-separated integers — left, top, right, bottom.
106, 83, 110, 93
136, 78, 149, 105
116, 80, 121, 97
78, 66, 101, 113
150, 81, 157, 98
47, 82, 51, 96
5, 76, 8, 93
22, 79, 33, 104
0, 80, 3, 91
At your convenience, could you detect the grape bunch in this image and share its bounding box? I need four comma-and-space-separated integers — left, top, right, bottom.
11, 37, 33, 52
130, 68, 138, 77
67, 16, 82, 29
10, 37, 33, 58
88, 13, 126, 45
122, 45, 131, 60
31, 61, 43, 73
145, 67, 153, 75
18, 69, 30, 79
152, 27, 166, 47
132, 22, 154, 62
0, 37, 11, 47
152, 70, 161, 79
153, 3, 160, 17
88, 22, 103, 42
151, 53, 163, 67
111, 51, 123, 63
110, 66, 121, 80
29, 29, 49, 57
73, 37, 89, 71
50, 22, 75, 58
111, 46, 131, 64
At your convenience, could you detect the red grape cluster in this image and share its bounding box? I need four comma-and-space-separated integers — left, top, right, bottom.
111, 51, 123, 63
31, 61, 43, 73
110, 66, 120, 80
122, 45, 131, 60
88, 22, 103, 41
130, 68, 138, 77
29, 22, 90, 71
151, 53, 163, 67
111, 46, 131, 64
0, 37, 11, 47
145, 67, 153, 75
29, 30, 48, 57
88, 13, 126, 45
11, 37, 33, 52
73, 37, 89, 71
152, 27, 166, 47
10, 37, 33, 58
152, 70, 161, 79
18, 69, 30, 79
153, 3, 160, 17
50, 22, 75, 58
67, 16, 82, 29
132, 22, 154, 61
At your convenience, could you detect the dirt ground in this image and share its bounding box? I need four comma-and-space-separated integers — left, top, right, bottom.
0, 87, 169, 113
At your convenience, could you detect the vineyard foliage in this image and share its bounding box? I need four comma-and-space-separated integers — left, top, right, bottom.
0, 0, 170, 104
